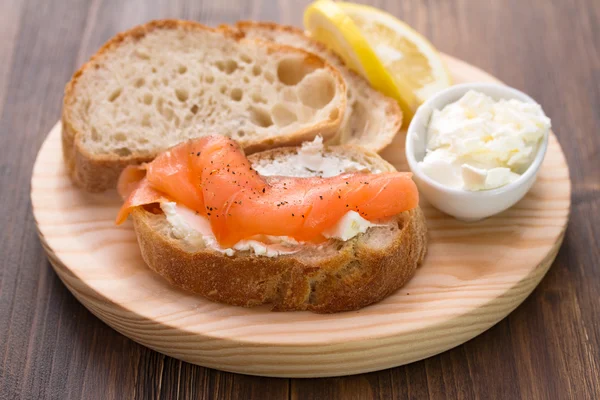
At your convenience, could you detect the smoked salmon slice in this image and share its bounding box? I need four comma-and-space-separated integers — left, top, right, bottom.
115, 171, 169, 225
116, 135, 418, 247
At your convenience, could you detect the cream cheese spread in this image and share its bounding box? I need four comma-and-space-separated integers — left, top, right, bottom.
322, 210, 375, 241
161, 202, 375, 257
253, 136, 379, 177
419, 90, 551, 191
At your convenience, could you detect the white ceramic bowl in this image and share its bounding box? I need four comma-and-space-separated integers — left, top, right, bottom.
405, 82, 549, 221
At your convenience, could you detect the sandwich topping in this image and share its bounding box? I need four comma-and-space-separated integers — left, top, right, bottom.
159, 201, 302, 257
116, 135, 418, 249
253, 136, 378, 178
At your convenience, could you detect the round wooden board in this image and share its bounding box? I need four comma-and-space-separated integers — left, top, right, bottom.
31, 55, 570, 378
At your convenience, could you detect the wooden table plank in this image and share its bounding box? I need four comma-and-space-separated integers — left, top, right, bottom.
0, 0, 24, 116
0, 0, 598, 399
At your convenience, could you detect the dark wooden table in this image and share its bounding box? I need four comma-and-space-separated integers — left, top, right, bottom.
1, 0, 599, 398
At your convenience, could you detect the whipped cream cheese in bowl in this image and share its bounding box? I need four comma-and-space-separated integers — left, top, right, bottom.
405, 83, 551, 221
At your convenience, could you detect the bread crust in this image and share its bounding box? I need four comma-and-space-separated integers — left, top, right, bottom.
62, 19, 347, 192
231, 21, 403, 152
128, 144, 427, 313
132, 207, 426, 313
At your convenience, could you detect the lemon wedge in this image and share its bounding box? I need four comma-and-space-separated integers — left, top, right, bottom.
304, 1, 452, 122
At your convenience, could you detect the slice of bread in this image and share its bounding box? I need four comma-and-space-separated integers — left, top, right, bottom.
232, 21, 403, 152
62, 20, 347, 192
130, 143, 427, 313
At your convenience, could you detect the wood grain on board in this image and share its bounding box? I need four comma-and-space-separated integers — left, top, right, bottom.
1, 0, 599, 398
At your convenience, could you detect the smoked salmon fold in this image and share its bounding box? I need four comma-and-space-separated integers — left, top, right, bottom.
117, 135, 419, 247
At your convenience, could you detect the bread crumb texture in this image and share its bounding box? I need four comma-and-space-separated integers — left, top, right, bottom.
65, 21, 344, 158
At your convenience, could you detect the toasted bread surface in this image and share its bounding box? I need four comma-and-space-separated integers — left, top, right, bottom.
130, 145, 427, 313
63, 19, 346, 192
